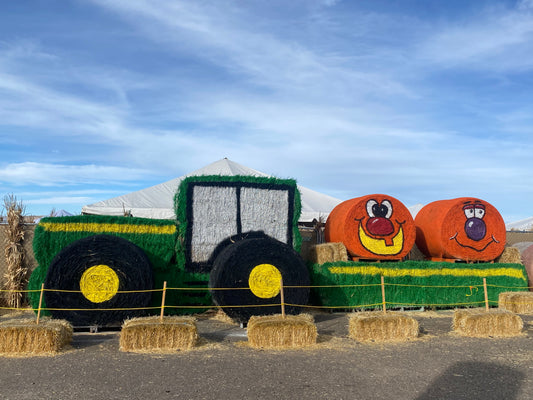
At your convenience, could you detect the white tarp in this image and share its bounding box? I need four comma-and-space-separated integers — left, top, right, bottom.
82, 158, 342, 222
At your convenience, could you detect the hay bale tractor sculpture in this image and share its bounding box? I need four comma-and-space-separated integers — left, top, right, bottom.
29, 175, 528, 327
28, 176, 309, 326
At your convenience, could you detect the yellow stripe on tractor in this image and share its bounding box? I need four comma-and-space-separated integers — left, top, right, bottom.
328, 266, 527, 281
40, 222, 176, 235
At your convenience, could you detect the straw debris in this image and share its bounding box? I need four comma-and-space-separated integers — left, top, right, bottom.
348, 312, 419, 343
247, 314, 317, 349
308, 242, 348, 264
120, 316, 198, 352
453, 308, 523, 337
0, 318, 72, 355
499, 292, 533, 314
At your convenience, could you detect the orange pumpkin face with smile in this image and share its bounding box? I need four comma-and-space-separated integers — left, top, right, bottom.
325, 194, 415, 260
415, 197, 506, 262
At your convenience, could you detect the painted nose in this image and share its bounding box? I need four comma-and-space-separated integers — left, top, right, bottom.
366, 217, 394, 236
465, 218, 486, 241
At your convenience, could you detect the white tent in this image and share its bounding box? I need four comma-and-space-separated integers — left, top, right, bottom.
82, 158, 342, 223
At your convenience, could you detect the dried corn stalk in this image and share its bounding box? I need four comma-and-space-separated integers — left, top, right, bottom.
3, 194, 27, 308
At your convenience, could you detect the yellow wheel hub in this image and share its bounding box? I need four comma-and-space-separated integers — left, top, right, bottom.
248, 264, 282, 299
80, 264, 120, 303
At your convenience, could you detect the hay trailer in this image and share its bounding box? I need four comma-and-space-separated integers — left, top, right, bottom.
28, 176, 310, 327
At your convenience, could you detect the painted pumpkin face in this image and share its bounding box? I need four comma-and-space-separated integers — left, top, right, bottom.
441, 198, 505, 261
325, 194, 415, 260
415, 197, 506, 262
356, 195, 413, 257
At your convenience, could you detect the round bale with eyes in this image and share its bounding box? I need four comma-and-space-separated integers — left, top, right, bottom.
415, 197, 506, 262
325, 194, 416, 260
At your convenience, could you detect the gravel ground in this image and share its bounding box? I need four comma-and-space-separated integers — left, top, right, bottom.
0, 310, 532, 400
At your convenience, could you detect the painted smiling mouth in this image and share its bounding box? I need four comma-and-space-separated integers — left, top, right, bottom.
449, 233, 500, 252
358, 224, 404, 255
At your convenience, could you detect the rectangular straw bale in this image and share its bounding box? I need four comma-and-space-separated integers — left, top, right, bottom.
0, 318, 73, 355
247, 314, 317, 349
120, 316, 198, 352
496, 247, 522, 264
348, 312, 419, 342
499, 292, 533, 314
453, 309, 523, 337
309, 242, 348, 264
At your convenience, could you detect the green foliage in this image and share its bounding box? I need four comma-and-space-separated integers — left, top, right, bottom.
309, 260, 528, 310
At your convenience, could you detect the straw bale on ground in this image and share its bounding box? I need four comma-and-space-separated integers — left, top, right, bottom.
0, 318, 72, 355
453, 308, 523, 337
496, 247, 522, 264
348, 312, 419, 343
308, 242, 348, 264
247, 314, 317, 349
499, 292, 533, 314
120, 316, 198, 352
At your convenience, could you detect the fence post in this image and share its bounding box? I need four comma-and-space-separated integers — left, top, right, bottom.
381, 275, 387, 314
483, 278, 489, 311
280, 277, 285, 318
36, 283, 44, 325
160, 281, 167, 322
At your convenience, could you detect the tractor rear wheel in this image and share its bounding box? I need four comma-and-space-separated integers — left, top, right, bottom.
44, 235, 153, 326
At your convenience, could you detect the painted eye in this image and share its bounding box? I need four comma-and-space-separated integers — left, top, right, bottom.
463, 205, 475, 219
366, 199, 378, 217
382, 200, 393, 219
474, 205, 485, 219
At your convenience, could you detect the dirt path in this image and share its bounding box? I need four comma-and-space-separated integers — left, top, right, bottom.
0, 310, 532, 399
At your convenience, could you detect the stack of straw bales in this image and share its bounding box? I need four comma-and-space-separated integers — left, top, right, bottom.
307, 242, 348, 264
499, 292, 533, 314
348, 312, 419, 343
120, 316, 198, 352
0, 318, 72, 355
247, 314, 317, 349
453, 308, 523, 337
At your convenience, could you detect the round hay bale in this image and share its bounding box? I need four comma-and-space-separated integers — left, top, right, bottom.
209, 236, 310, 324
44, 235, 154, 326
415, 198, 505, 262
324, 194, 415, 260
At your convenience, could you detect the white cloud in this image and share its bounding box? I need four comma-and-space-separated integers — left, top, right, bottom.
417, 4, 533, 71
25, 196, 93, 205
0, 162, 151, 186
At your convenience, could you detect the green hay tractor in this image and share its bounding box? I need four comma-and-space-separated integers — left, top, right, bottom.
28, 175, 310, 326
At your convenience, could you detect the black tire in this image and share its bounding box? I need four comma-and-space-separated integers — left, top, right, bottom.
44, 235, 153, 326
208, 236, 310, 323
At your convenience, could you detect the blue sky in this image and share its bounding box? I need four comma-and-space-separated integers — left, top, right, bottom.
1, 0, 532, 223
